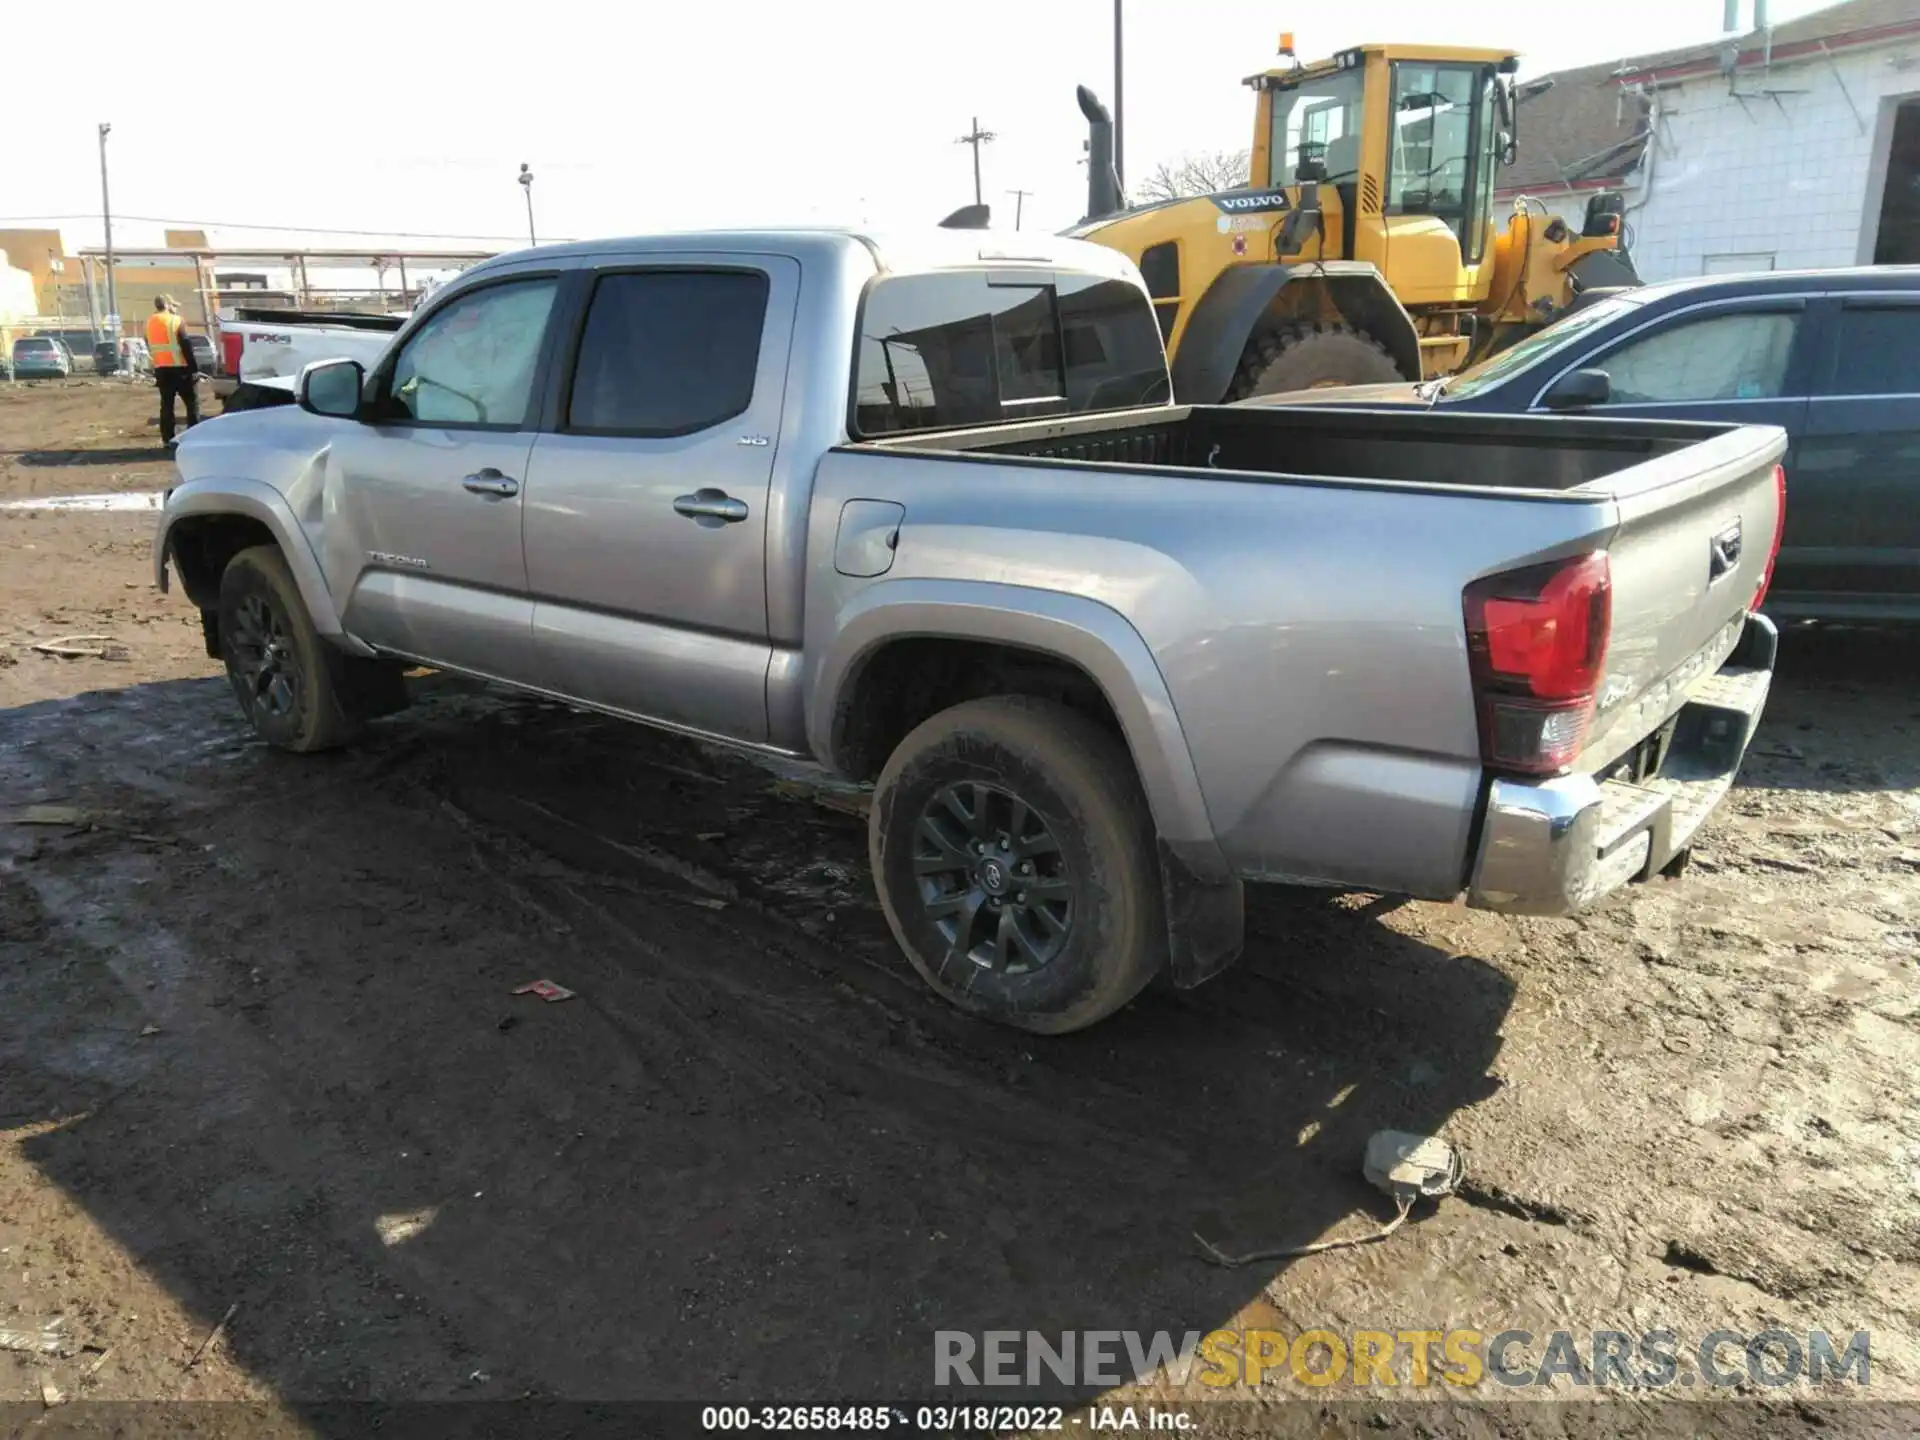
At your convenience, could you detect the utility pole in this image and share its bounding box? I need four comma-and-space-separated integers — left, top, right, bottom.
1113, 0, 1126, 191
518, 163, 537, 246
97, 123, 118, 337
82, 256, 101, 343
1006, 188, 1033, 230
956, 118, 996, 207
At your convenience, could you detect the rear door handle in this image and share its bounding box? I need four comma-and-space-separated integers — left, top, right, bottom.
673, 488, 749, 526
462, 468, 520, 498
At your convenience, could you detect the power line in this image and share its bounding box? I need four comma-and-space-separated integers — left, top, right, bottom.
0, 213, 554, 242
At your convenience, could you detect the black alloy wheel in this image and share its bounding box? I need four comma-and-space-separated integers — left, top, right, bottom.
914, 780, 1074, 974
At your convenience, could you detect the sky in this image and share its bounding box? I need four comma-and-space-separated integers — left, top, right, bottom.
3, 0, 1838, 254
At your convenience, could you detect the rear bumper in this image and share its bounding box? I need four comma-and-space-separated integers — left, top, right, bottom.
1466, 614, 1775, 916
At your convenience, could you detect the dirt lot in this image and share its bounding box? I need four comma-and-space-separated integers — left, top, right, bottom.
1, 381, 1917, 1435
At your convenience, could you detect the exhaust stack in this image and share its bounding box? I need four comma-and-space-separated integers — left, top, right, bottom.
1077, 85, 1125, 222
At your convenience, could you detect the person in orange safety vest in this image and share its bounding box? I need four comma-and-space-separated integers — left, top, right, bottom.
146, 295, 201, 448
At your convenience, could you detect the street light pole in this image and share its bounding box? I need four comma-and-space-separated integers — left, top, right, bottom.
1113, 0, 1125, 192
518, 163, 537, 246
97, 123, 118, 338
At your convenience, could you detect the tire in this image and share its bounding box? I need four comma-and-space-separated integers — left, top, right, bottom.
869, 695, 1164, 1034
217, 545, 364, 753
223, 382, 292, 415
1227, 321, 1405, 399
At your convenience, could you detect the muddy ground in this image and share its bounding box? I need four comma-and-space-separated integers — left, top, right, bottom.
1, 381, 1916, 1436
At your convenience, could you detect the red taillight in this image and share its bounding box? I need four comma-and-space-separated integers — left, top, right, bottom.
1749, 463, 1787, 612
1464, 552, 1612, 775
220, 330, 243, 377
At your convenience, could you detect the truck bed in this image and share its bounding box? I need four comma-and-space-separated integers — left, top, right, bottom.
872, 403, 1716, 496
840, 400, 1786, 829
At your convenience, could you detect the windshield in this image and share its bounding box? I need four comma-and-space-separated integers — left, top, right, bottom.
1443, 294, 1644, 398
1269, 71, 1365, 185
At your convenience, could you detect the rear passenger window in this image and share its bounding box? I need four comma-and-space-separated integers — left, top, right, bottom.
1826, 307, 1920, 396
1595, 311, 1798, 404
853, 270, 1170, 436
567, 270, 768, 435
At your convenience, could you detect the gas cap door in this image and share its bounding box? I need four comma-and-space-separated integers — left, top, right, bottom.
833, 499, 905, 578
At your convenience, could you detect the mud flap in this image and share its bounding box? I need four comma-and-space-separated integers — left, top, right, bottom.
1159, 840, 1245, 989
328, 651, 412, 720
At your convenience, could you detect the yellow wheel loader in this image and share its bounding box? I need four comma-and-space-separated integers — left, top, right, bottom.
1067, 41, 1642, 402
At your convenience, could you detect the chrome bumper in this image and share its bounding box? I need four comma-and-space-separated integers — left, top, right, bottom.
1467, 615, 1776, 916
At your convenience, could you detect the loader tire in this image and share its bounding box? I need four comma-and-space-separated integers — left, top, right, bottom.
1226, 322, 1405, 399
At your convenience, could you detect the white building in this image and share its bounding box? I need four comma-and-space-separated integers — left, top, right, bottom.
1498, 0, 1920, 280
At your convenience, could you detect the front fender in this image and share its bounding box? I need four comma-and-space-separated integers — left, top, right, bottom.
1172, 261, 1420, 401
154, 477, 371, 654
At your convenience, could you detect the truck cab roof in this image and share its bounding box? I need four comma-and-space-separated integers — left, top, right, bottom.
461, 228, 1148, 286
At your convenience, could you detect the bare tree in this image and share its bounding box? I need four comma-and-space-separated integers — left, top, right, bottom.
1133, 149, 1252, 202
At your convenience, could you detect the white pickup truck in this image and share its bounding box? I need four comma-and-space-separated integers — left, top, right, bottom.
213, 308, 408, 411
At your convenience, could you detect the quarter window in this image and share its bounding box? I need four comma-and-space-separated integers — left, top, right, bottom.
1593, 311, 1799, 404
384, 277, 557, 427
567, 270, 769, 435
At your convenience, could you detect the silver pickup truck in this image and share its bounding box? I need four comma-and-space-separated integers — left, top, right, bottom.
156, 228, 1786, 1033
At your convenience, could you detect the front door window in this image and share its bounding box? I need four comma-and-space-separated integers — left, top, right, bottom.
381, 278, 558, 428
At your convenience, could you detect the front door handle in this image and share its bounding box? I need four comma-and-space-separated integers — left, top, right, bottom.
462, 468, 520, 498
673, 488, 750, 526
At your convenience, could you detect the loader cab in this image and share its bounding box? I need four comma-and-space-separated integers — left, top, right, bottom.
1249, 45, 1515, 305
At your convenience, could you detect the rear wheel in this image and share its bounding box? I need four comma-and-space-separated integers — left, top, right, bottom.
1227, 321, 1404, 398
869, 696, 1164, 1034
218, 545, 366, 753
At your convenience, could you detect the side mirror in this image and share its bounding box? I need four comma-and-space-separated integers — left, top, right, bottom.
298, 358, 365, 418
1540, 367, 1611, 410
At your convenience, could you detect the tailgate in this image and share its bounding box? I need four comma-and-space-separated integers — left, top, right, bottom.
1582, 423, 1786, 768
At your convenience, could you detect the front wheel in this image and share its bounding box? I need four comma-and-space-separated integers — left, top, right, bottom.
869, 696, 1165, 1034
218, 545, 365, 752
1228, 321, 1404, 397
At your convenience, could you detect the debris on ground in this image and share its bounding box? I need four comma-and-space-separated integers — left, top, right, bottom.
26, 634, 127, 660
184, 1302, 237, 1370
3, 804, 97, 828
511, 979, 576, 1003
1194, 1130, 1464, 1266
40, 1375, 64, 1407
0, 1322, 79, 1357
